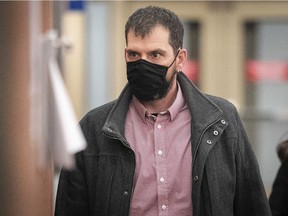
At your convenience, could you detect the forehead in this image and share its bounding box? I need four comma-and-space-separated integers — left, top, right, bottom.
126, 26, 172, 52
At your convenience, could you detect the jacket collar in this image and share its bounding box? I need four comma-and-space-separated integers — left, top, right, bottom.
177, 72, 223, 157
102, 72, 223, 152
177, 72, 223, 131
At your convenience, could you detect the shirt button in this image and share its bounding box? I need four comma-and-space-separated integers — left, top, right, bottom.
123, 191, 129, 196
194, 176, 199, 181
213, 130, 219, 135
206, 140, 212, 145
160, 177, 165, 182
158, 150, 163, 155
221, 119, 226, 124
161, 204, 167, 210
157, 124, 162, 129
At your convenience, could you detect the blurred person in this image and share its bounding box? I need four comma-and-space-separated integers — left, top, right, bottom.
269, 131, 288, 216
55, 6, 271, 216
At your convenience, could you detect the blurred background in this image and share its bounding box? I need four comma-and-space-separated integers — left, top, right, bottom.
1, 1, 288, 215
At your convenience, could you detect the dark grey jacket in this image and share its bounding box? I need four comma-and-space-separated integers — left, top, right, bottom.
55, 72, 271, 216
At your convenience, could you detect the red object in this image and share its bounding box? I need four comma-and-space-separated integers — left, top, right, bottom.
183, 60, 199, 81
246, 60, 288, 82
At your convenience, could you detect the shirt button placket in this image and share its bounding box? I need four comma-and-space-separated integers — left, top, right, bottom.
154, 117, 168, 216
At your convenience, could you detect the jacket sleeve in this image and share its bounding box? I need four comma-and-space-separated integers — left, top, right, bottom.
233, 111, 272, 216
54, 151, 89, 216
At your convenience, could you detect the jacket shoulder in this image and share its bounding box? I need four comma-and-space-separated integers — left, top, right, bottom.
205, 94, 241, 137
80, 100, 116, 128
205, 94, 238, 114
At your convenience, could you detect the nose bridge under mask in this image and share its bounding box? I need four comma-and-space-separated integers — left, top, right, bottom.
126, 48, 180, 69
128, 58, 168, 72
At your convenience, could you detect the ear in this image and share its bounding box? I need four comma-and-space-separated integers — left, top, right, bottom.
176, 48, 187, 71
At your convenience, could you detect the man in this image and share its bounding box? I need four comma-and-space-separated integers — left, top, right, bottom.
55, 6, 272, 216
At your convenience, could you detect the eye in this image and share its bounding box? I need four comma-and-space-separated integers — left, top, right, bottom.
130, 51, 138, 57
150, 51, 160, 59
126, 51, 140, 61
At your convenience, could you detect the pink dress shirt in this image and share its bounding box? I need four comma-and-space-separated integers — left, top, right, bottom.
125, 84, 192, 216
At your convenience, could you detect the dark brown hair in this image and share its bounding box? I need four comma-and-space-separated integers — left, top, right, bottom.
125, 6, 184, 54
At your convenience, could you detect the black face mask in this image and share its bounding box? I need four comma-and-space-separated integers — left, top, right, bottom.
126, 53, 178, 101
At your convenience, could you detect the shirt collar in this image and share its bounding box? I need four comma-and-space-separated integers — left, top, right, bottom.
130, 82, 187, 123
169, 83, 187, 121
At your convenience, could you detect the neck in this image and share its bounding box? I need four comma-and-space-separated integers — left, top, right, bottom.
141, 80, 178, 113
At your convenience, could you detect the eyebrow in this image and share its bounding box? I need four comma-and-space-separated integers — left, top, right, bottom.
126, 48, 167, 55
125, 49, 139, 54
149, 49, 166, 55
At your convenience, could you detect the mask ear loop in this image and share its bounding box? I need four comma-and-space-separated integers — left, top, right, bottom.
168, 48, 181, 69
167, 48, 182, 84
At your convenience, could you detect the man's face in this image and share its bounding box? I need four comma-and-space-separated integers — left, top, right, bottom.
125, 25, 177, 82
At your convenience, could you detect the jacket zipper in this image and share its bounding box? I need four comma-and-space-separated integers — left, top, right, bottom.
191, 117, 222, 216
102, 130, 136, 208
